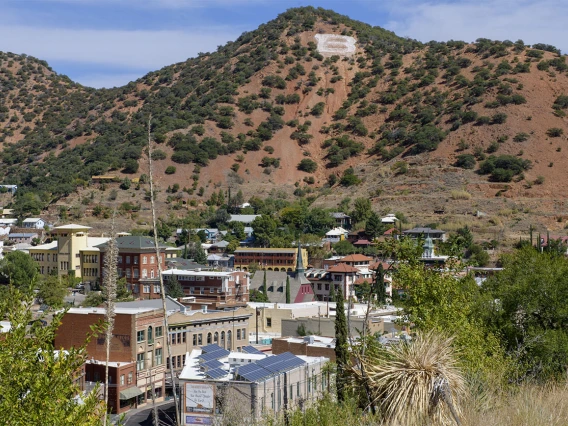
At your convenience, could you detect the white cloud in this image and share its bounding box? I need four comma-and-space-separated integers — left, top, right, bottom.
381, 0, 568, 53
0, 25, 240, 70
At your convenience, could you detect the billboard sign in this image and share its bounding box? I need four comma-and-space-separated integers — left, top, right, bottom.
184, 382, 215, 415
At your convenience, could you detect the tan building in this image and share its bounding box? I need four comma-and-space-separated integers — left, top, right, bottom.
28, 224, 109, 279
234, 248, 308, 272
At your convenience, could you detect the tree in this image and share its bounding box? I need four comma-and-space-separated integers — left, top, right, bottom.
333, 240, 356, 256
250, 289, 269, 302
262, 270, 268, 299
286, 275, 291, 304
334, 287, 349, 402
351, 198, 372, 224
165, 276, 185, 299
0, 251, 39, 291
252, 215, 277, 247
122, 159, 139, 174
364, 211, 383, 239
0, 289, 105, 424
36, 276, 68, 309
374, 263, 387, 304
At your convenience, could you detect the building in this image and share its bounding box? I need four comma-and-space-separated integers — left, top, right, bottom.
207, 253, 234, 269
54, 307, 167, 414
234, 247, 308, 272
229, 214, 260, 226
246, 302, 331, 336
162, 269, 249, 304
306, 263, 359, 301
323, 227, 348, 243
22, 218, 46, 229
0, 184, 17, 194
28, 224, 109, 278
179, 345, 329, 423
329, 212, 351, 229
381, 214, 398, 224
0, 218, 17, 227
402, 227, 447, 242
420, 236, 449, 265
95, 235, 169, 297
8, 232, 38, 244
249, 247, 315, 304
272, 336, 336, 360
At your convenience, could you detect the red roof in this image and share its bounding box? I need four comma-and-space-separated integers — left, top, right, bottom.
339, 254, 373, 262
369, 261, 392, 271
327, 264, 359, 273
383, 228, 397, 235
353, 239, 372, 245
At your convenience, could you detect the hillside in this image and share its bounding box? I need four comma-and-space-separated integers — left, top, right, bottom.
1, 6, 567, 239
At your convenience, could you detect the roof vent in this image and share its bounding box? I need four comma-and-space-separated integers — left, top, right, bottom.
303, 336, 315, 344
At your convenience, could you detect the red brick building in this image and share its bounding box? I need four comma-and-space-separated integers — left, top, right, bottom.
97, 236, 169, 298
162, 269, 249, 303
55, 307, 167, 414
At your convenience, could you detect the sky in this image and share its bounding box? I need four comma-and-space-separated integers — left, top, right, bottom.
1, 0, 566, 89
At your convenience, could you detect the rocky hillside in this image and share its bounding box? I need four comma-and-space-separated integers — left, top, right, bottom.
1, 7, 567, 238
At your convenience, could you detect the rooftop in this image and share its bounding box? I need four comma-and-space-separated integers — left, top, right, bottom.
96, 235, 169, 251
327, 263, 360, 273
229, 214, 260, 223
53, 224, 91, 231
162, 269, 232, 277
339, 254, 373, 262
235, 248, 297, 253
67, 307, 160, 315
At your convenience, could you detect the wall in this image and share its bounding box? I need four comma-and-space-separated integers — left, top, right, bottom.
281, 317, 384, 338
271, 338, 336, 361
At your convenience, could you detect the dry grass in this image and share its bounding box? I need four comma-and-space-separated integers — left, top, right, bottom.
450, 190, 472, 200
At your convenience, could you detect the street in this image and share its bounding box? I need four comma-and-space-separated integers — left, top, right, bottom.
121, 401, 177, 426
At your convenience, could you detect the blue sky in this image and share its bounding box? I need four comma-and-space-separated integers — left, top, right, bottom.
1, 0, 566, 88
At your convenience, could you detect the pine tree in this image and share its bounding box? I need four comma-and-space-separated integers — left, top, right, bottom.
286, 275, 291, 303
375, 263, 386, 304
262, 270, 268, 298
334, 287, 349, 402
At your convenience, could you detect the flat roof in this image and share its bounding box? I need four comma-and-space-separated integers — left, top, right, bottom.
234, 248, 297, 253
162, 269, 232, 277
53, 224, 91, 231
68, 307, 160, 315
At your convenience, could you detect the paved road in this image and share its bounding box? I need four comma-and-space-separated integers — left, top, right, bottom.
121, 401, 177, 426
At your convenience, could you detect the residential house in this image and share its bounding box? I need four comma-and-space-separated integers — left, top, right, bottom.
8, 233, 38, 244
381, 214, 398, 224
323, 227, 348, 243
55, 307, 167, 414
207, 253, 234, 269
229, 214, 260, 226
329, 212, 351, 229
22, 218, 46, 229
402, 227, 447, 242
305, 263, 359, 301
0, 218, 17, 227
0, 185, 17, 194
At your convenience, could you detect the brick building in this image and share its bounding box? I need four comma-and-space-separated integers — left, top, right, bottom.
234, 247, 308, 272
55, 307, 167, 414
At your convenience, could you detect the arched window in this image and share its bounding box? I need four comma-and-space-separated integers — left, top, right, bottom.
227, 330, 232, 349
214, 332, 219, 344
220, 331, 225, 349
147, 326, 153, 344
207, 333, 212, 344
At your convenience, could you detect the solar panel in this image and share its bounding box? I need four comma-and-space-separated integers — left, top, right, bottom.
201, 344, 225, 354
205, 367, 228, 379
199, 349, 230, 362
242, 345, 263, 355
201, 359, 223, 370
236, 363, 273, 382
257, 352, 305, 373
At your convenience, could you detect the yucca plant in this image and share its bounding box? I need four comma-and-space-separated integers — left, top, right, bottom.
350, 332, 466, 426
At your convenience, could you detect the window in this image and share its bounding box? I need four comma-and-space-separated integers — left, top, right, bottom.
210, 287, 214, 293
266, 318, 272, 328
143, 256, 147, 264
200, 287, 204, 295
155, 348, 163, 366
198, 334, 202, 345
214, 332, 219, 344
126, 256, 131, 264
290, 385, 293, 401
134, 269, 139, 279
120, 375, 125, 386
147, 326, 153, 344
193, 334, 197, 345
142, 269, 147, 278
151, 270, 155, 279
325, 284, 329, 291
207, 333, 212, 344
317, 283, 322, 290
137, 330, 145, 342
151, 256, 155, 264
134, 257, 139, 265
127, 372, 133, 384
183, 332, 186, 343
237, 329, 241, 340
137, 353, 144, 371
155, 326, 163, 338
297, 382, 300, 397
143, 285, 150, 294
190, 287, 194, 295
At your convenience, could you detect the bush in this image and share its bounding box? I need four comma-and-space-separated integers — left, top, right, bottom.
553, 95, 568, 110
513, 132, 530, 142
547, 128, 564, 137
491, 113, 508, 124
340, 168, 361, 186
535, 175, 545, 184
151, 150, 167, 160
455, 154, 476, 169
479, 155, 532, 182
310, 102, 325, 117
122, 159, 139, 174
298, 159, 317, 173
171, 151, 194, 164
165, 166, 176, 175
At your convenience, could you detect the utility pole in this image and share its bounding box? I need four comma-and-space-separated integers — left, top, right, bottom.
255, 307, 259, 344
283, 372, 289, 426
318, 306, 321, 335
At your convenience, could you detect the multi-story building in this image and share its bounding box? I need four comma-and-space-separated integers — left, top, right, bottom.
234, 248, 308, 272
305, 263, 359, 301
94, 235, 169, 297
54, 307, 167, 414
162, 269, 249, 304
28, 224, 109, 278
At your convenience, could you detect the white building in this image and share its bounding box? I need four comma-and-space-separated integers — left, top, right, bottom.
22, 218, 46, 229
381, 214, 398, 224
323, 227, 348, 243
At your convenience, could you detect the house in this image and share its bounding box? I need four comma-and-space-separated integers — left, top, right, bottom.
381, 214, 398, 224
179, 346, 329, 422
0, 218, 17, 227
329, 212, 351, 229
22, 218, 46, 229
28, 224, 110, 279
323, 227, 349, 243
177, 228, 220, 243
8, 233, 38, 244
402, 227, 447, 242
0, 185, 17, 194
207, 253, 234, 269
229, 214, 260, 226
234, 247, 308, 272
306, 263, 359, 301
165, 258, 210, 271
162, 269, 249, 304
55, 307, 167, 414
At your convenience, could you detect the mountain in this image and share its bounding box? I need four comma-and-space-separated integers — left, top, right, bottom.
1, 6, 567, 237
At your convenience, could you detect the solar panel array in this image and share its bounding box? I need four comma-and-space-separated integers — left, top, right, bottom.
201, 344, 225, 354
242, 345, 263, 355
205, 367, 228, 380
201, 359, 223, 370
200, 349, 230, 363
236, 352, 306, 382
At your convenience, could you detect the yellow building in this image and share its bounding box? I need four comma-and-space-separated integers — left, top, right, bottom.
29, 224, 109, 279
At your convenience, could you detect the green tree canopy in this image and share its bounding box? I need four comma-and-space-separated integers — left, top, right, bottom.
0, 251, 39, 291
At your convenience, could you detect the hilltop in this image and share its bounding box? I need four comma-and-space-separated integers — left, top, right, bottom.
1, 6, 567, 240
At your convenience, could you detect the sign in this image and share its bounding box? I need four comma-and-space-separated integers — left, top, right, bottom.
185, 416, 213, 425
185, 383, 215, 415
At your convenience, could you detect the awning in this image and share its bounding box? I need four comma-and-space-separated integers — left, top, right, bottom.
119, 387, 144, 400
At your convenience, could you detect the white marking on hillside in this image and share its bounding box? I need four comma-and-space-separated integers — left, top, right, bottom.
314, 34, 356, 57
